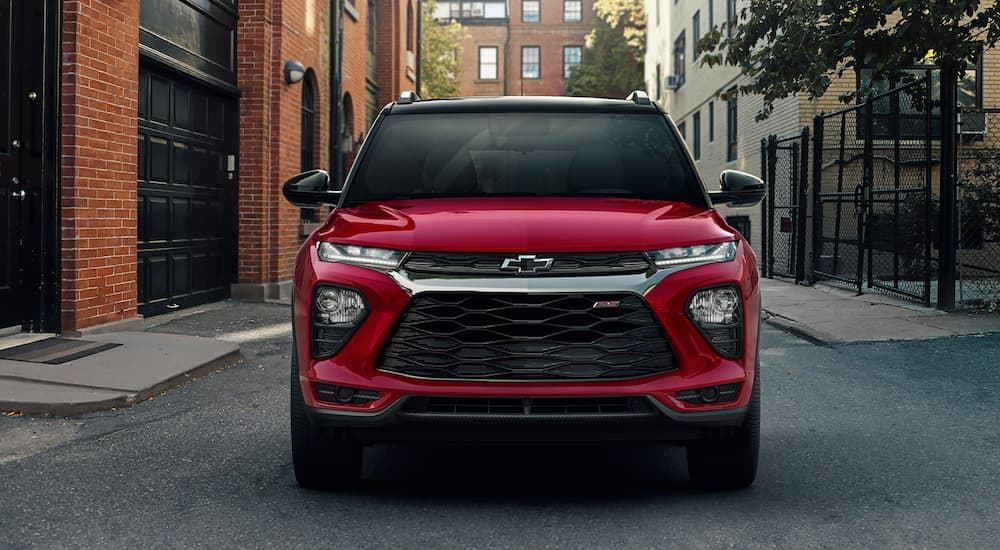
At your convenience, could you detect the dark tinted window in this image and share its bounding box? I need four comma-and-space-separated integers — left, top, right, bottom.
345, 112, 704, 206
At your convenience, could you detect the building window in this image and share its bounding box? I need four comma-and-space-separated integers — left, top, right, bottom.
563, 45, 582, 79
709, 101, 715, 142
435, 1, 507, 19
857, 62, 981, 139
407, 1, 414, 51
655, 63, 662, 100
692, 11, 701, 57
522, 46, 540, 79
522, 0, 540, 22
727, 216, 751, 243
678, 121, 686, 143
726, 0, 736, 39
672, 31, 686, 88
693, 111, 701, 160
564, 0, 582, 22
479, 46, 498, 80
726, 87, 738, 162
367, 0, 377, 54
300, 79, 317, 222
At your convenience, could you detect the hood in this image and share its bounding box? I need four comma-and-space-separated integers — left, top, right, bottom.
315, 197, 735, 252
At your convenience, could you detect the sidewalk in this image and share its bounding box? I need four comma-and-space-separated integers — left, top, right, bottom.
760, 278, 1000, 344
0, 324, 241, 416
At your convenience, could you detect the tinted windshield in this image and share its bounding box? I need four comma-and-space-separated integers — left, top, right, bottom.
344, 112, 706, 207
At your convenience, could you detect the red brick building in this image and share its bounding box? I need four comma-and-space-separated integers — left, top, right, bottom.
1, 0, 413, 335
435, 0, 594, 97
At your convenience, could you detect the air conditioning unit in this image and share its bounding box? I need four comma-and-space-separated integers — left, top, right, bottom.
664, 74, 683, 91
960, 110, 987, 135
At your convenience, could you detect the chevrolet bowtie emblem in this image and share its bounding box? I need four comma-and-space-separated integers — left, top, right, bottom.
500, 254, 555, 274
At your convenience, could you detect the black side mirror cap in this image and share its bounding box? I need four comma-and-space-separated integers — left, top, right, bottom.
710, 170, 765, 207
282, 169, 341, 208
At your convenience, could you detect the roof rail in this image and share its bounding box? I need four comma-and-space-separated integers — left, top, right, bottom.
626, 90, 651, 105
397, 91, 421, 105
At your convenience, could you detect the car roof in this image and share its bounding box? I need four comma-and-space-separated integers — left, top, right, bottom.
387, 95, 664, 115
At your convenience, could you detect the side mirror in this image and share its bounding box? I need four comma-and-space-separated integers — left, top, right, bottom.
282, 169, 341, 208
709, 170, 765, 207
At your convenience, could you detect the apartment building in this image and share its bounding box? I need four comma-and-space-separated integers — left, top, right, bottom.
435, 0, 594, 96
1, 0, 413, 335
646, 0, 1000, 257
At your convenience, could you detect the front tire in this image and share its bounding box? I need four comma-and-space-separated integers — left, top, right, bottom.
290, 339, 363, 490
686, 368, 760, 490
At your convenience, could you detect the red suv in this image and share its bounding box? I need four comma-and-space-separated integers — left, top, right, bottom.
283, 92, 766, 490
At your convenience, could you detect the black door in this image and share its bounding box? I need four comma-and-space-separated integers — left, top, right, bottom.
1, 0, 52, 330
0, 0, 21, 328
137, 65, 238, 316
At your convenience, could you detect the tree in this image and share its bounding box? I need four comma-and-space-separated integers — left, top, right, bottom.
697, 1, 1000, 119
419, 0, 464, 99
565, 0, 645, 98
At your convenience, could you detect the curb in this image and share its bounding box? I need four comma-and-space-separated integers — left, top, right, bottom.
762, 310, 838, 346
0, 350, 244, 417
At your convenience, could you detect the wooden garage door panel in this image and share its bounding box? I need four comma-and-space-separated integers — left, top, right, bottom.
137, 64, 236, 316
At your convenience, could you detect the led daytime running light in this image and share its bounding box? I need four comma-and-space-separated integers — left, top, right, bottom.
647, 241, 736, 268
316, 242, 406, 268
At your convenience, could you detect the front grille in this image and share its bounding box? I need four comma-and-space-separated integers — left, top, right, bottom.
403, 252, 651, 276
378, 293, 679, 381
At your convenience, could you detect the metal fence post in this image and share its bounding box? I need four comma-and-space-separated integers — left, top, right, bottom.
938, 63, 959, 310
760, 138, 769, 277
766, 135, 778, 279
796, 126, 810, 283
810, 115, 824, 284
860, 95, 875, 295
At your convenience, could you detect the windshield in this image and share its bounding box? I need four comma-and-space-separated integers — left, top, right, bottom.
343, 112, 706, 207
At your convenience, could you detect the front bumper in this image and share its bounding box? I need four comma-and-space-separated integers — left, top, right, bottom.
305, 395, 749, 442
293, 239, 761, 437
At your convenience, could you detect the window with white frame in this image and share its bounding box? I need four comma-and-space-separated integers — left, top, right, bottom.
479, 46, 498, 80
522, 0, 540, 22
563, 45, 582, 78
564, 0, 582, 22
522, 46, 540, 78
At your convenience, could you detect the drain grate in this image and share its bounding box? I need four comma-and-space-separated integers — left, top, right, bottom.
0, 338, 121, 364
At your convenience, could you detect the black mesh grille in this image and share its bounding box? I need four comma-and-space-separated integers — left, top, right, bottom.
416, 396, 653, 414
378, 293, 679, 380
403, 252, 651, 276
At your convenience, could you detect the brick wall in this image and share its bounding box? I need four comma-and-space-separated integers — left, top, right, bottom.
237, 0, 330, 285
507, 0, 594, 96
457, 24, 507, 97
60, 0, 141, 332
342, 1, 369, 155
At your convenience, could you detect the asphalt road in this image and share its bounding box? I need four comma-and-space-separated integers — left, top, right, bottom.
2, 302, 1000, 549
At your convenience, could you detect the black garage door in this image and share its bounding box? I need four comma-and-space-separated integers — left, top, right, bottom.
137, 65, 238, 317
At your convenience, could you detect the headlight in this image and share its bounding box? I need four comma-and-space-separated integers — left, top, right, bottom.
688, 286, 740, 325
686, 285, 743, 358
312, 285, 369, 358
315, 287, 368, 326
317, 242, 406, 269
646, 241, 736, 268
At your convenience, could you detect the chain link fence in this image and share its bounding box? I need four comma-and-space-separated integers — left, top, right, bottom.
957, 108, 1000, 311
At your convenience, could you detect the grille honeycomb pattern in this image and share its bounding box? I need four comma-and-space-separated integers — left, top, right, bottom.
403, 252, 651, 276
379, 293, 678, 380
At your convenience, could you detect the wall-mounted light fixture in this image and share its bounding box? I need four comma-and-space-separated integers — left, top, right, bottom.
284, 60, 306, 84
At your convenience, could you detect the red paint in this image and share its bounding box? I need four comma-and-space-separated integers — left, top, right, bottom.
294, 197, 759, 416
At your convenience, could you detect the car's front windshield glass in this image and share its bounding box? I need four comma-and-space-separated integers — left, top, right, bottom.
343, 112, 705, 207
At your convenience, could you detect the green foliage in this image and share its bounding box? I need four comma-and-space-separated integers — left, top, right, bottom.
565, 0, 645, 98
419, 0, 464, 99
697, 0, 1000, 120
